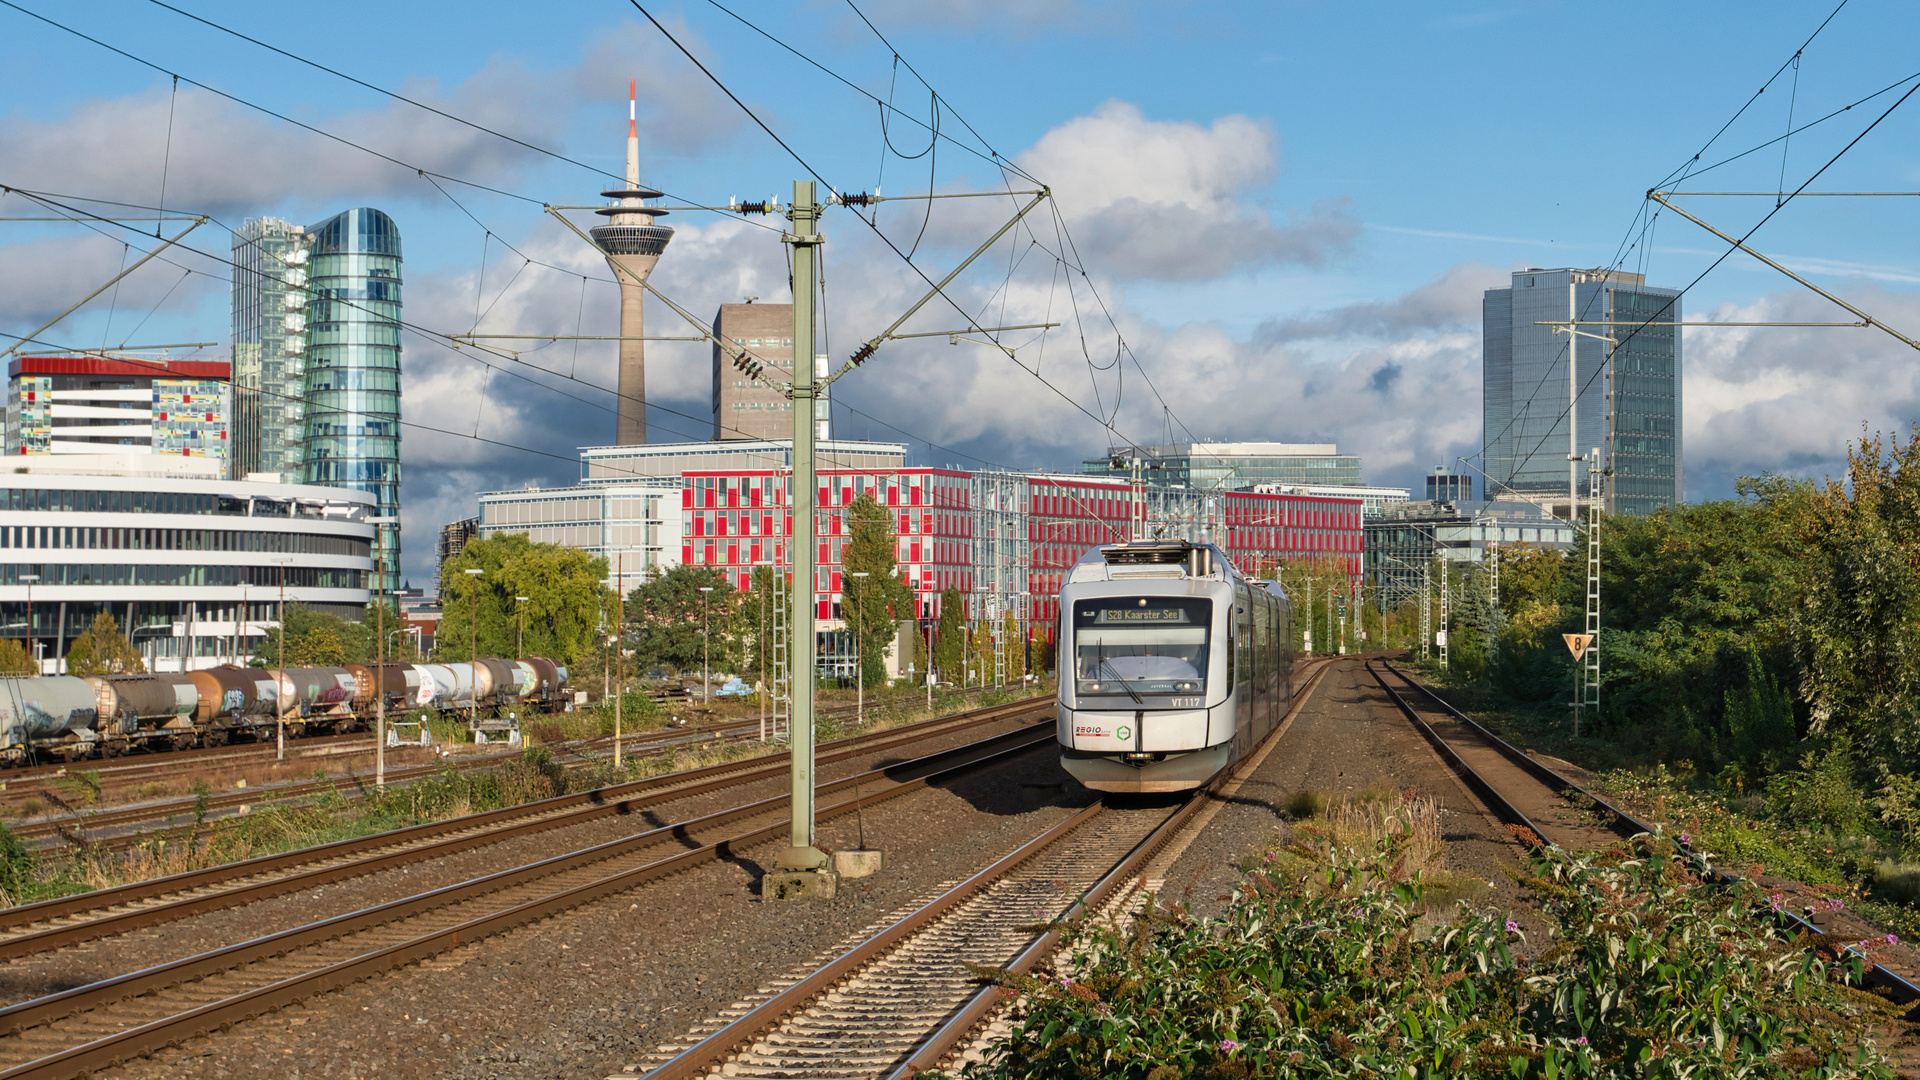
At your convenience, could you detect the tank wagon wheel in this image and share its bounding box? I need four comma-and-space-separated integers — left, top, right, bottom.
204, 729, 229, 749
169, 733, 198, 752
100, 741, 127, 759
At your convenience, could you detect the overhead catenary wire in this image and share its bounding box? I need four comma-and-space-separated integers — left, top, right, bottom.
0, 0, 778, 235
2, 188, 1057, 501
1502, 72, 1920, 489
626, 0, 1193, 466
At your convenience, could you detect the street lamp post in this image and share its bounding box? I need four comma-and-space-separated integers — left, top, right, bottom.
365, 516, 397, 789
18, 574, 37, 675
463, 568, 484, 733
272, 557, 292, 760
515, 596, 529, 657
613, 553, 625, 769
698, 584, 715, 704
848, 571, 869, 725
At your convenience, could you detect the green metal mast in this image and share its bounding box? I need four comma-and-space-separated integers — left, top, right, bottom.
778, 179, 830, 878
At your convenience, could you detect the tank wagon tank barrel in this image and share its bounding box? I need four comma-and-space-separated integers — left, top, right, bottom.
0, 656, 572, 764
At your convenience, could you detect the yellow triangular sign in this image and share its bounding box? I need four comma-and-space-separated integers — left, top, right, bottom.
1563, 633, 1595, 660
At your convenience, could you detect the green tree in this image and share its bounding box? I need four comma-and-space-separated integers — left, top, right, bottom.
435, 533, 612, 667
627, 564, 741, 677
908, 622, 930, 684
64, 613, 146, 676
841, 494, 916, 689
251, 604, 363, 667
0, 639, 32, 676
933, 588, 964, 685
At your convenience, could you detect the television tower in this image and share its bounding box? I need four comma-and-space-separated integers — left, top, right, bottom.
591, 81, 674, 445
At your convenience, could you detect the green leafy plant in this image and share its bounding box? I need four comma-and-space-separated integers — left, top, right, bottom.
954, 820, 1899, 1079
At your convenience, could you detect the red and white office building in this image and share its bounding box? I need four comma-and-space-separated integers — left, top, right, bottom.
679, 466, 1363, 638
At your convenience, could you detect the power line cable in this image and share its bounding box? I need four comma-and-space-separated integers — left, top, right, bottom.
1504, 75, 1920, 487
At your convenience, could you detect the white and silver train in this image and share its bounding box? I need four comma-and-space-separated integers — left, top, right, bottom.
1056, 541, 1295, 793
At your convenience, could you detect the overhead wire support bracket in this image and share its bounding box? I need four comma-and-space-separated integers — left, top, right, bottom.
886, 322, 1060, 345
1, 215, 206, 359
832, 189, 1046, 207
1647, 190, 1920, 352
822, 188, 1051, 387
1538, 320, 1866, 328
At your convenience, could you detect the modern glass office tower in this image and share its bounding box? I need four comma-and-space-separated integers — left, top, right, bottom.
300, 208, 402, 591
1483, 268, 1682, 517
230, 218, 311, 481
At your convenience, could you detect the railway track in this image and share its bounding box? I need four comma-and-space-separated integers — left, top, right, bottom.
9, 690, 1039, 850
1367, 659, 1920, 1005
621, 657, 1343, 1080
0, 714, 1057, 1080
632, 799, 1188, 1080
0, 697, 1053, 963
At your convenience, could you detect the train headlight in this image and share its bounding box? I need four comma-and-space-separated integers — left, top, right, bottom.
1175, 681, 1196, 691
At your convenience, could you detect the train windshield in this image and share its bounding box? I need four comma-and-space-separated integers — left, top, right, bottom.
1072, 597, 1210, 698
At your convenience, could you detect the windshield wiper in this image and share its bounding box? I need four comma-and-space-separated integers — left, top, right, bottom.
1095, 660, 1144, 705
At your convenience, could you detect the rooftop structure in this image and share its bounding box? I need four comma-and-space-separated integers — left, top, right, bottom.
8, 355, 230, 466
1082, 441, 1365, 491
579, 439, 905, 485
1254, 482, 1409, 518
590, 81, 674, 446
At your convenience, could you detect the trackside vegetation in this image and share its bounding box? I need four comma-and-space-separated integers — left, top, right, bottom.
1415, 432, 1920, 933
955, 804, 1902, 1079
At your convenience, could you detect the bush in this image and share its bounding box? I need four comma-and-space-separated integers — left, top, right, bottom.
955, 825, 1898, 1078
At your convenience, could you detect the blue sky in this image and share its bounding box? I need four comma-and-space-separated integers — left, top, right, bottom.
3, 0, 1918, 582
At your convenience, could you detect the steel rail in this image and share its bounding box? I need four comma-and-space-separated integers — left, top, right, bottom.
644, 801, 1112, 1080
1376, 661, 1920, 1006
0, 729, 1056, 1080
885, 656, 1344, 1077
883, 781, 1212, 1077
0, 700, 1051, 959
13, 688, 1051, 848
1366, 661, 1571, 846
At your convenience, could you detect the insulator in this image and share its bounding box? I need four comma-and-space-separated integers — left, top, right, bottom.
848, 342, 877, 367
839, 192, 875, 208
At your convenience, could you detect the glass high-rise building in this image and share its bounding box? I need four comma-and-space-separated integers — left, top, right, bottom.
230, 218, 311, 481
300, 208, 402, 591
1483, 268, 1681, 517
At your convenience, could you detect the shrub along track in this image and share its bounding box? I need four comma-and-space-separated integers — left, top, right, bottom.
8, 692, 1015, 850
0, 717, 1057, 1080
0, 697, 1051, 965
618, 658, 1342, 1080
1368, 659, 1920, 1006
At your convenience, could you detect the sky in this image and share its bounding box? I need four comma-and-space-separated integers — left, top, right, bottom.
2, 0, 1919, 584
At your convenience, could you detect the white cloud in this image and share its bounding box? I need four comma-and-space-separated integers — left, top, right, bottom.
1010, 102, 1356, 280
1683, 289, 1920, 484
0, 23, 742, 219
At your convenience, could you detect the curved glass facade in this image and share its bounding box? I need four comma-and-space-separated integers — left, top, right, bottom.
302, 208, 402, 590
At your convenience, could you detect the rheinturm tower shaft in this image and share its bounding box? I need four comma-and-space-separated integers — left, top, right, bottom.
591, 81, 673, 445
